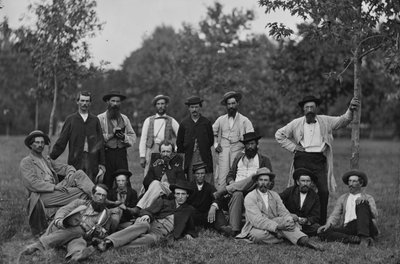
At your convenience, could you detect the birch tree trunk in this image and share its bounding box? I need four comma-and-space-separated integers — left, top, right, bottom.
48, 71, 58, 137
350, 48, 362, 169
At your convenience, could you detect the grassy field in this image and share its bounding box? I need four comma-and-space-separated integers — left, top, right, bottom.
0, 136, 399, 264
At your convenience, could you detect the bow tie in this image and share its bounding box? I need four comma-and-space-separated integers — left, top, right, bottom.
117, 190, 127, 195
156, 116, 167, 119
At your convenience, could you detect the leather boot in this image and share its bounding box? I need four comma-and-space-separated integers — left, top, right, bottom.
297, 236, 325, 251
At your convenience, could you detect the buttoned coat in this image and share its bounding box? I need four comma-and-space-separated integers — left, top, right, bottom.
275, 110, 353, 192
279, 185, 320, 225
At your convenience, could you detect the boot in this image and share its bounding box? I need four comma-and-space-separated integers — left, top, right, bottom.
297, 236, 325, 251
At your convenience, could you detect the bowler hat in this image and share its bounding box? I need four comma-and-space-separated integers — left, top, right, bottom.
169, 180, 194, 194
292, 168, 318, 183
192, 162, 207, 172
342, 170, 368, 187
252, 167, 275, 181
220, 91, 242, 105
240, 132, 262, 144
298, 95, 322, 108
152, 94, 170, 106
102, 90, 127, 102
111, 169, 132, 179
184, 96, 204, 106
24, 130, 50, 148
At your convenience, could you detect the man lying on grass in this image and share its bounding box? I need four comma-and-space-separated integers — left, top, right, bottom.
20, 130, 95, 235
318, 170, 378, 247
236, 167, 324, 251
96, 180, 197, 251
20, 184, 112, 262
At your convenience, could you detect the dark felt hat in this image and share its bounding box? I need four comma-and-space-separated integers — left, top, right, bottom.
292, 168, 318, 183
192, 162, 207, 172
152, 94, 170, 106
252, 167, 275, 181
220, 91, 242, 105
240, 132, 262, 144
184, 96, 204, 106
298, 95, 322, 108
169, 180, 194, 194
24, 130, 50, 148
342, 170, 368, 187
111, 169, 132, 179
102, 90, 127, 102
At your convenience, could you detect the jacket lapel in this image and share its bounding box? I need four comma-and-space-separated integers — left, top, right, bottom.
267, 191, 277, 217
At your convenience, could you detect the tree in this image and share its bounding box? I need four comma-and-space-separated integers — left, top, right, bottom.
18, 0, 102, 136
259, 0, 400, 168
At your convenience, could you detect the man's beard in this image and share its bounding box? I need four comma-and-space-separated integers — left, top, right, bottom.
300, 185, 309, 193
157, 108, 166, 115
245, 146, 258, 159
258, 184, 268, 193
305, 112, 316, 124
162, 155, 171, 164
108, 105, 121, 119
91, 200, 106, 212
227, 108, 237, 117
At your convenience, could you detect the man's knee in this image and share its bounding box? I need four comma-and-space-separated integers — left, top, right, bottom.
231, 191, 244, 200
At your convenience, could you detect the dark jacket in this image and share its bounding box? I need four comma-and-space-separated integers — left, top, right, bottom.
140, 197, 197, 239
188, 182, 219, 213
226, 153, 273, 184
50, 112, 105, 180
107, 187, 138, 222
279, 185, 320, 225
142, 154, 186, 190
176, 115, 214, 173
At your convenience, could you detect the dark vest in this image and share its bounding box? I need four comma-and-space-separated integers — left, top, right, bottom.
146, 115, 174, 148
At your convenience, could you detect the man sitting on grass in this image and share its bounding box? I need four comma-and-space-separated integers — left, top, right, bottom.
20, 130, 94, 235
318, 170, 378, 246
187, 162, 232, 236
107, 169, 138, 232
280, 168, 320, 236
20, 184, 112, 262
236, 168, 324, 251
96, 180, 196, 251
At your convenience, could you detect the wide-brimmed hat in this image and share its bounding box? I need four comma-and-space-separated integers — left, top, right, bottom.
252, 167, 275, 181
62, 205, 87, 227
152, 94, 170, 106
240, 132, 262, 144
220, 91, 242, 105
342, 170, 368, 187
184, 96, 204, 106
170, 180, 194, 194
111, 169, 132, 179
192, 162, 207, 172
298, 95, 322, 108
24, 130, 50, 148
293, 168, 318, 183
102, 90, 127, 102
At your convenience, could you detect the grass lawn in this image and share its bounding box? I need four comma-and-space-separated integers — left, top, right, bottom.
0, 136, 399, 264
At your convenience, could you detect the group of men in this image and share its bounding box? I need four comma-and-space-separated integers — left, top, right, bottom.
19, 90, 379, 261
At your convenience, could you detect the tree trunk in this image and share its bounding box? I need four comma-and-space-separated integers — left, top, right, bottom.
35, 98, 39, 130
48, 72, 58, 137
350, 49, 362, 169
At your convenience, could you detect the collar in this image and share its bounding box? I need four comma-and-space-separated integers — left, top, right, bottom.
257, 189, 268, 197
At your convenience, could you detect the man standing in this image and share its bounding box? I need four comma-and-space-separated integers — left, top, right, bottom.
275, 95, 359, 224
50, 91, 105, 182
20, 130, 94, 235
96, 181, 196, 251
177, 96, 214, 183
98, 90, 137, 189
280, 168, 320, 236
236, 168, 323, 251
318, 170, 378, 246
139, 95, 179, 176
21, 184, 112, 262
136, 141, 186, 210
213, 132, 272, 236
213, 91, 254, 190
188, 162, 231, 235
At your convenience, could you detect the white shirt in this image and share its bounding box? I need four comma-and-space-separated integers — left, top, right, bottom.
258, 190, 269, 211
80, 113, 88, 122
300, 120, 325, 152
196, 183, 203, 191
300, 192, 307, 208
139, 114, 179, 157
235, 155, 259, 182
344, 193, 361, 225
